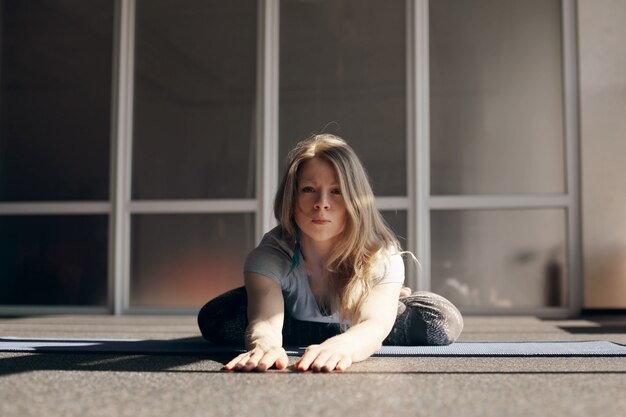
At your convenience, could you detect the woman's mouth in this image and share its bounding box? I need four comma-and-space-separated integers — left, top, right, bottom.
312, 218, 331, 224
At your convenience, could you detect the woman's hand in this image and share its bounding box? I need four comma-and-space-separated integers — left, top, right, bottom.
224, 345, 289, 372
295, 339, 353, 372
295, 282, 404, 372
400, 286, 412, 297
228, 273, 287, 372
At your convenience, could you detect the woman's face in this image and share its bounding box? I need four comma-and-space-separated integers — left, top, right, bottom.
294, 157, 347, 245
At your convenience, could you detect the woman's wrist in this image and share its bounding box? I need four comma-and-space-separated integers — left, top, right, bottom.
329, 322, 385, 362
245, 323, 283, 350
247, 339, 283, 351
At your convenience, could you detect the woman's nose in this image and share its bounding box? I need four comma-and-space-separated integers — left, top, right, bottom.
314, 194, 330, 210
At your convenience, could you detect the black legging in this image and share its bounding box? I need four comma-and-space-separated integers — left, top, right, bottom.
198, 287, 464, 347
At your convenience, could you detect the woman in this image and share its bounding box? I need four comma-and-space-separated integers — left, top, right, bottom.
198, 134, 463, 372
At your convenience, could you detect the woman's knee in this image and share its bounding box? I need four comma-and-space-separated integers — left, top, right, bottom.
197, 287, 248, 345
402, 291, 464, 346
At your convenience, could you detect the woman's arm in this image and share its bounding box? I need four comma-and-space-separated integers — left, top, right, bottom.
295, 281, 402, 372
223, 272, 289, 371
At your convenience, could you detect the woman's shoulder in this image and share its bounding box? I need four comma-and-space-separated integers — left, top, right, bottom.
375, 242, 404, 261
243, 226, 295, 286
371, 244, 406, 285
259, 225, 294, 255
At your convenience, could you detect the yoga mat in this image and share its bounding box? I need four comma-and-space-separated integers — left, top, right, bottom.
1, 337, 625, 357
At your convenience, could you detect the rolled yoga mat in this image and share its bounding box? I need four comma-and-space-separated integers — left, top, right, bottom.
1, 337, 625, 357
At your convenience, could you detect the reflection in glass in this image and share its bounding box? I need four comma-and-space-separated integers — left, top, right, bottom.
132, 0, 257, 200
0, 1, 113, 201
0, 215, 108, 306
431, 209, 567, 308
280, 0, 406, 196
430, 0, 565, 195
130, 213, 255, 308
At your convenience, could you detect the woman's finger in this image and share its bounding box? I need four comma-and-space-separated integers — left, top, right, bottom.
335, 356, 352, 371
224, 352, 251, 370
256, 348, 286, 371
296, 345, 320, 371
255, 351, 275, 372
320, 355, 341, 373
233, 353, 255, 371
274, 350, 289, 369
241, 349, 264, 371
310, 350, 333, 372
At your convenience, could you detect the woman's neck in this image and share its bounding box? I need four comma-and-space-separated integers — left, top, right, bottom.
299, 235, 334, 270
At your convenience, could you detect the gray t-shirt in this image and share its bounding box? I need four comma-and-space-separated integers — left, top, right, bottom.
243, 226, 405, 324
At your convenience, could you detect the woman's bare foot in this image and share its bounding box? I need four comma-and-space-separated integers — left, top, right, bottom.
399, 287, 412, 297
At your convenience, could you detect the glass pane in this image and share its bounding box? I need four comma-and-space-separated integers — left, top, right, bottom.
381, 209, 410, 282
280, 0, 406, 196
0, 215, 108, 306
130, 213, 255, 308
429, 0, 565, 195
132, 0, 257, 200
381, 210, 407, 248
0, 0, 113, 201
431, 209, 567, 309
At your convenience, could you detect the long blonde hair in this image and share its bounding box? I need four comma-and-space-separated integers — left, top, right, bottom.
274, 134, 402, 323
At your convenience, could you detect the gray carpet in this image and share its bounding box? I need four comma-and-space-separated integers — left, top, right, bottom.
2, 315, 626, 417
2, 336, 625, 356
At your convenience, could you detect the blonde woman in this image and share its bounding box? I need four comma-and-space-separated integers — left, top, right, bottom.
198, 134, 463, 372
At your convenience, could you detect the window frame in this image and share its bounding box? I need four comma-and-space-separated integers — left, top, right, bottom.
416, 0, 581, 317
0, 0, 580, 317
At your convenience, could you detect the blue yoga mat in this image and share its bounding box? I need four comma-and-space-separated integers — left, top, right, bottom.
1, 337, 625, 356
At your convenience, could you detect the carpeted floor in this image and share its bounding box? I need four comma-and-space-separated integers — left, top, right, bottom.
1, 314, 625, 417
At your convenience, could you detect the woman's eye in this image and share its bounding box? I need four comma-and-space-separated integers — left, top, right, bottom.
331, 188, 342, 195
302, 186, 315, 193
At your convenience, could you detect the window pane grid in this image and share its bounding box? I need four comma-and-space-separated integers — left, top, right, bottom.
425, 0, 578, 315
0, 0, 579, 317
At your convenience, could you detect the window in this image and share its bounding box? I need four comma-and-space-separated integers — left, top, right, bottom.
0, 0, 580, 316
428, 0, 577, 312
0, 0, 114, 311
280, 0, 407, 197
0, 0, 113, 201
125, 0, 258, 310
0, 215, 108, 306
